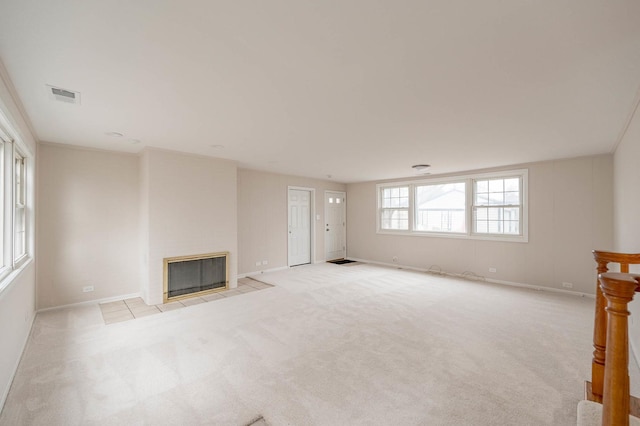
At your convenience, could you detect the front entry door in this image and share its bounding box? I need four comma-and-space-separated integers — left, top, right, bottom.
325, 191, 346, 261
288, 189, 311, 266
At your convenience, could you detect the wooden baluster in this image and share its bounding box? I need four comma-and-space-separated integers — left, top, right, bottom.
591, 253, 609, 402
600, 273, 637, 426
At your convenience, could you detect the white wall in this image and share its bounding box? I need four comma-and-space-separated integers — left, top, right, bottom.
346, 155, 613, 294
0, 64, 37, 410
140, 148, 238, 305
237, 169, 346, 275
0, 265, 35, 411
36, 144, 140, 308
613, 101, 640, 356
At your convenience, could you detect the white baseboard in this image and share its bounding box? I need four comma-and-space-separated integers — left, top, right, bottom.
348, 257, 595, 298
0, 310, 35, 413
237, 266, 289, 279
348, 257, 426, 272
37, 292, 142, 313
237, 259, 335, 278
484, 277, 594, 298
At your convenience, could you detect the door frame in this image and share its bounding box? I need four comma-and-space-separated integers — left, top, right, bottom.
287, 186, 315, 267
324, 190, 347, 261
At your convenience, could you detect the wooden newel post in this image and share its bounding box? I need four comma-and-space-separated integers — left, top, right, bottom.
600, 272, 637, 426
591, 254, 610, 401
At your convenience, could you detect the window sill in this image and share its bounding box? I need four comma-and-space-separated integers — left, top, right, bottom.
376, 229, 528, 243
14, 253, 29, 269
0, 256, 33, 296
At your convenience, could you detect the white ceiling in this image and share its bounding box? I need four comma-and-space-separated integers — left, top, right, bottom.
1, 1, 639, 183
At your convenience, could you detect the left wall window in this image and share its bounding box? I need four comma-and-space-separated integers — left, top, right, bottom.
14, 153, 26, 262
0, 119, 32, 286
0, 135, 4, 270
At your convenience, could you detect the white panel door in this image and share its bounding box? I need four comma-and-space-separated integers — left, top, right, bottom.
288, 189, 311, 266
325, 191, 346, 261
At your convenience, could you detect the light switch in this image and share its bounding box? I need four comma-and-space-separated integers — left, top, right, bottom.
316, 214, 321, 220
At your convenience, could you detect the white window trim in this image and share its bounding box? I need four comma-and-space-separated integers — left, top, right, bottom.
379, 185, 411, 231
376, 169, 529, 243
13, 148, 28, 267
0, 138, 8, 282
414, 179, 467, 234
0, 110, 33, 292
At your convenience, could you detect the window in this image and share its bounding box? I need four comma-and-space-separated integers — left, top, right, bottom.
415, 182, 466, 233
14, 153, 26, 261
0, 138, 4, 269
377, 169, 527, 242
0, 118, 32, 287
380, 186, 409, 230
473, 177, 521, 235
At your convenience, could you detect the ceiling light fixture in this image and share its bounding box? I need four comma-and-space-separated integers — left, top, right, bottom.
412, 164, 431, 172
105, 131, 124, 138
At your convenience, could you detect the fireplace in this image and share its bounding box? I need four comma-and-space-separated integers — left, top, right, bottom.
163, 252, 229, 302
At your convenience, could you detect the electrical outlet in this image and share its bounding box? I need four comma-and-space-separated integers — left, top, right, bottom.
262, 260, 268, 265
392, 256, 398, 263
82, 286, 94, 293
488, 267, 497, 273
562, 282, 573, 289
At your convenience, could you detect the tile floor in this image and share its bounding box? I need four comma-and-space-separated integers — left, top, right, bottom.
99, 277, 273, 324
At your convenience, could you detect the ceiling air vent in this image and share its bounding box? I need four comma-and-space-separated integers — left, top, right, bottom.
47, 85, 81, 105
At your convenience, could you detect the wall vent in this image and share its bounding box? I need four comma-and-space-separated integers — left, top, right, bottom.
47, 85, 81, 105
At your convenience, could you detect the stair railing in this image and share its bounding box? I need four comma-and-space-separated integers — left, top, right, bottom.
588, 250, 640, 405
598, 273, 638, 425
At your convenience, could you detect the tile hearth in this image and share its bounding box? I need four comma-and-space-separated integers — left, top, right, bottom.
99, 277, 273, 325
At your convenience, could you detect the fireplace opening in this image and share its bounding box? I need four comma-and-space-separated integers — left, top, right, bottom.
163, 252, 228, 302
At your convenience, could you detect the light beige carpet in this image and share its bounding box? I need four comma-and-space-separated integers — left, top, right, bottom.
0, 263, 634, 425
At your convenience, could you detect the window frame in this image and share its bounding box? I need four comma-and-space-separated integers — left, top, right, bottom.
0, 134, 7, 278
414, 179, 467, 234
379, 185, 411, 231
376, 169, 528, 242
0, 115, 33, 289
472, 175, 523, 236
13, 150, 27, 266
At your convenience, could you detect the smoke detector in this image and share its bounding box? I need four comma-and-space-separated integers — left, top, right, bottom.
47, 85, 81, 105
